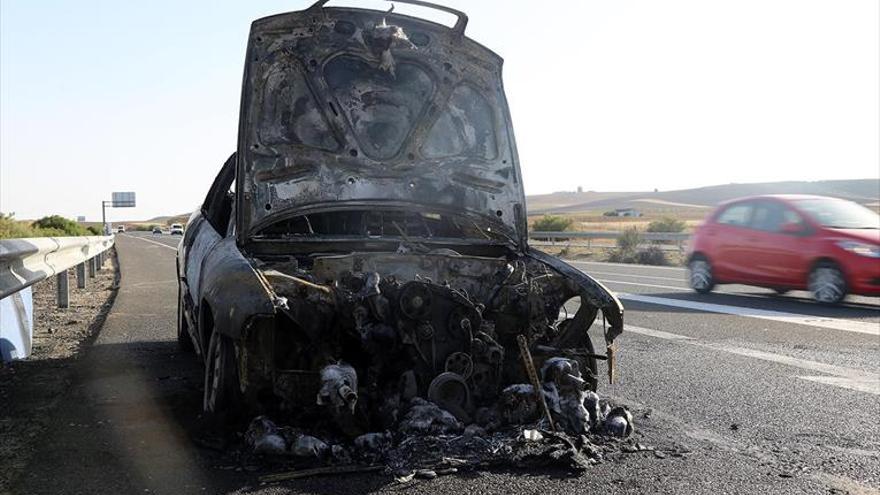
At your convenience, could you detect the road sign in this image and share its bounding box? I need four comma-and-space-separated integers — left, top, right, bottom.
111, 192, 136, 207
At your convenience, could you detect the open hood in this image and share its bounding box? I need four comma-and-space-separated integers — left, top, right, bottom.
236, 1, 527, 246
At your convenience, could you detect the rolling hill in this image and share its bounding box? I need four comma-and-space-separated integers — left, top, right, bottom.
133, 179, 879, 224
528, 179, 880, 215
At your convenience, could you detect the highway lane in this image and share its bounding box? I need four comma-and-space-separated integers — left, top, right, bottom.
570, 259, 880, 315
14, 233, 879, 494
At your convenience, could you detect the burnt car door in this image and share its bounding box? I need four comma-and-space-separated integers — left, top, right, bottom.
179, 153, 236, 355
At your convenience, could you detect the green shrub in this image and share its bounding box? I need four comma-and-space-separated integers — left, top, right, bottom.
607, 227, 641, 263
602, 210, 617, 217
87, 226, 102, 235
0, 213, 99, 239
0, 213, 39, 238
616, 226, 642, 252
532, 215, 573, 232
31, 215, 91, 236
606, 229, 669, 265
636, 246, 669, 265
647, 216, 686, 233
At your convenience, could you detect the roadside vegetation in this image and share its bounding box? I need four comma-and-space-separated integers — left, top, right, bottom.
531, 214, 573, 231
606, 226, 670, 266
0, 213, 101, 239
528, 209, 691, 266
646, 216, 687, 233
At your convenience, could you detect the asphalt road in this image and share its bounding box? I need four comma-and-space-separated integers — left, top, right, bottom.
13, 232, 880, 494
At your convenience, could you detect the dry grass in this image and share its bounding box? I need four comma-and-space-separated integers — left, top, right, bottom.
528, 208, 707, 233
534, 244, 687, 267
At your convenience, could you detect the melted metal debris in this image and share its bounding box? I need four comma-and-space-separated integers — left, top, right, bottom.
245, 389, 637, 479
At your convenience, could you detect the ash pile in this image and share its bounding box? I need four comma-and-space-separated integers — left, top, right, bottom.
244, 356, 635, 477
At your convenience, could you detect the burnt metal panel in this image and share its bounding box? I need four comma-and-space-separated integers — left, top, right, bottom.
235, 5, 527, 245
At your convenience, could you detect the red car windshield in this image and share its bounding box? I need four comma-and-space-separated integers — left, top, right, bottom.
795, 198, 880, 229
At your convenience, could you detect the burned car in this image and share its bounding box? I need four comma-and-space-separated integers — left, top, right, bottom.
176, 0, 625, 449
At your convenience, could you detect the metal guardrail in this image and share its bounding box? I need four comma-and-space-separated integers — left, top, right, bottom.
530, 231, 690, 242
0, 235, 114, 300
0, 235, 114, 361
529, 231, 690, 251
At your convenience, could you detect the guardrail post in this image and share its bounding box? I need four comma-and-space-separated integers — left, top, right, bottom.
96, 252, 103, 271
76, 262, 87, 288
88, 257, 97, 278
57, 269, 69, 308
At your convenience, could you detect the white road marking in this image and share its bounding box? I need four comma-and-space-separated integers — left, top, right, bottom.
620, 292, 880, 336
568, 260, 686, 272
123, 234, 178, 251
588, 270, 686, 282
625, 325, 695, 341
625, 325, 880, 395
598, 279, 690, 291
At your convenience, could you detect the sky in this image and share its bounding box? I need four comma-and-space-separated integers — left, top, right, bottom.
1, 0, 878, 223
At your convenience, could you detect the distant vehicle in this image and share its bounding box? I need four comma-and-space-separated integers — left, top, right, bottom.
170, 224, 184, 235
687, 195, 880, 303
116, 225, 125, 233
152, 227, 163, 235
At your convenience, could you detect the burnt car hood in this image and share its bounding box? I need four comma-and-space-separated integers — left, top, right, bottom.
236, 3, 527, 245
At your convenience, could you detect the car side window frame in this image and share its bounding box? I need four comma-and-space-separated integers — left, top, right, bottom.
748, 200, 786, 232
715, 201, 755, 228
780, 204, 813, 236
202, 152, 236, 235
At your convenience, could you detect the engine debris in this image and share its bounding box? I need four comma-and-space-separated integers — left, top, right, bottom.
316, 363, 358, 415
245, 416, 286, 455
245, 369, 636, 478
399, 397, 464, 436
237, 250, 634, 478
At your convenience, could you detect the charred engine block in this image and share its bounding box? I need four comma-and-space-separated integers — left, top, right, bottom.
249, 253, 607, 436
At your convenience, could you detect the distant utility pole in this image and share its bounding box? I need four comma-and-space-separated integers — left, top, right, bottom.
102, 192, 136, 234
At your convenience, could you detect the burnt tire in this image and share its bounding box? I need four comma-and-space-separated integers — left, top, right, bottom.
203, 332, 242, 419
688, 256, 715, 294
808, 261, 847, 304
177, 284, 194, 352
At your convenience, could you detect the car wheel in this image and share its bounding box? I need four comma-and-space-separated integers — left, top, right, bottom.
203, 332, 242, 417
688, 256, 715, 293
177, 284, 194, 352
808, 262, 847, 304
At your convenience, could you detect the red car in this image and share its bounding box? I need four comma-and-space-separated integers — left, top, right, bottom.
687, 195, 880, 303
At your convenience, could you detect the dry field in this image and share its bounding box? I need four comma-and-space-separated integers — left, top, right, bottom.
528, 208, 709, 233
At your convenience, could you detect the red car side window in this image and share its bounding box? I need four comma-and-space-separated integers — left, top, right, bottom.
716, 204, 753, 227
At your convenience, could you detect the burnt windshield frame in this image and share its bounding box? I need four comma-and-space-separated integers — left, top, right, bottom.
253, 207, 514, 243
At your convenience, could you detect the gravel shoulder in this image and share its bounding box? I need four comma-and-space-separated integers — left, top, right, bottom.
0, 250, 119, 492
